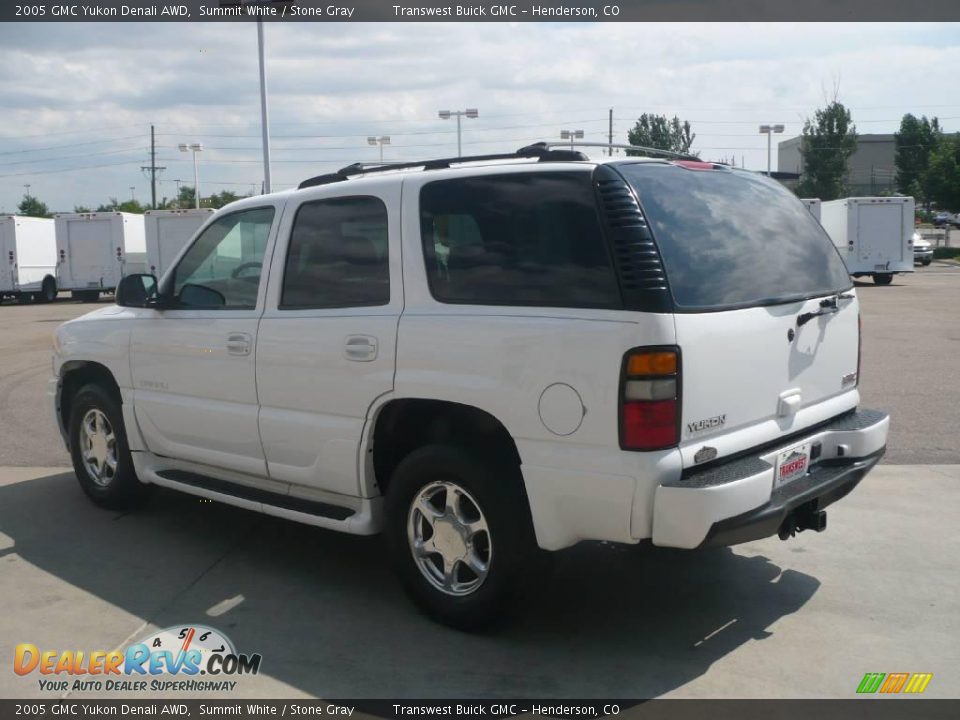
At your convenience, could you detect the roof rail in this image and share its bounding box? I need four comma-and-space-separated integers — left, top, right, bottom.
297, 142, 589, 189
539, 140, 698, 161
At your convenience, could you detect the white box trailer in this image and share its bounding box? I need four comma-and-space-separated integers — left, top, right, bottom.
54, 212, 146, 302
801, 198, 821, 222
819, 196, 915, 285
0, 216, 59, 303
144, 208, 213, 279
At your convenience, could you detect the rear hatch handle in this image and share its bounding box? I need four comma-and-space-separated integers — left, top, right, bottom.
797, 293, 854, 327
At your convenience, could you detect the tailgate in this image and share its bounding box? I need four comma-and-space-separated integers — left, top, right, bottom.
674, 297, 859, 466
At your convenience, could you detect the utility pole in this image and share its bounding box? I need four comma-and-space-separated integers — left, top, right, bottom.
608, 108, 613, 156
141, 125, 165, 209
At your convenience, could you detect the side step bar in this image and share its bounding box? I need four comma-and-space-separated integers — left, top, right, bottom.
156, 469, 355, 521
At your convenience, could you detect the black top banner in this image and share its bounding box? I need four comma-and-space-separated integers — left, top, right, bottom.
3, 0, 960, 23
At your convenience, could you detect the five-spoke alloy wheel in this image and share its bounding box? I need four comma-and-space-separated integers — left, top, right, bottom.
386, 444, 541, 630
69, 383, 149, 509
408, 480, 492, 596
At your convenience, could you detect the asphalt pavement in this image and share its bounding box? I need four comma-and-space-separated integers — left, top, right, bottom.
0, 264, 958, 700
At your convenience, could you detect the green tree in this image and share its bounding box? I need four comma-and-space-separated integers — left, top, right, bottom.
73, 205, 92, 213
205, 190, 244, 209
925, 134, 960, 212
177, 186, 196, 209
894, 114, 941, 203
796, 101, 858, 201
626, 114, 697, 156
17, 194, 51, 218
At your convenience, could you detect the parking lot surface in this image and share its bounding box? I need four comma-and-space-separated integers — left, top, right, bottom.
1, 264, 958, 699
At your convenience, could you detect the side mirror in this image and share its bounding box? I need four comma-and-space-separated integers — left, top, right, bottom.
116, 274, 158, 308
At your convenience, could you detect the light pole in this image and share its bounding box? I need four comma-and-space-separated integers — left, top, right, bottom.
179, 143, 203, 208
220, 1, 293, 194
23, 184, 31, 196
759, 124, 785, 176
560, 129, 585, 149
367, 136, 391, 162
438, 108, 478, 157
130, 186, 136, 202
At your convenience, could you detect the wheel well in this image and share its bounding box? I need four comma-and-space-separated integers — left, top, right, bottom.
371, 399, 522, 496
59, 362, 122, 438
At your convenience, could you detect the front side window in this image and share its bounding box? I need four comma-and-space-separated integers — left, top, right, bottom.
171, 206, 275, 309
419, 172, 621, 309
280, 196, 390, 309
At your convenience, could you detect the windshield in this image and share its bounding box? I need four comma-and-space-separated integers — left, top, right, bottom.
616, 163, 852, 311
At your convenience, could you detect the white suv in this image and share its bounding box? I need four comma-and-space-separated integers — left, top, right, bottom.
51, 144, 889, 628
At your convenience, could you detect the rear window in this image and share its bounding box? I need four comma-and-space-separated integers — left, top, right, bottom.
617, 163, 852, 310
419, 172, 621, 309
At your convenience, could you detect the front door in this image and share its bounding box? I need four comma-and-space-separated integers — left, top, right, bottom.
130, 204, 281, 477
256, 186, 401, 497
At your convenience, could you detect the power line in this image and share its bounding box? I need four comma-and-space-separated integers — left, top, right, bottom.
0, 134, 145, 156
0, 146, 146, 168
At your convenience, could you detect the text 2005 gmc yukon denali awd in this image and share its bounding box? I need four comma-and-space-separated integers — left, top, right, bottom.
51, 143, 889, 629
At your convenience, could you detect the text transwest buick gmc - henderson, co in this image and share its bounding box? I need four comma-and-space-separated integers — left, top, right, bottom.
50, 143, 889, 628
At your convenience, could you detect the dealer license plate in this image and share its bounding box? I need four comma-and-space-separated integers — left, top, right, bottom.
775, 443, 811, 488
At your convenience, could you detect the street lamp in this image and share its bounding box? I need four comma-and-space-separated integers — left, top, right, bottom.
560, 129, 585, 149
759, 124, 785, 176
367, 136, 391, 162
438, 108, 479, 157
178, 143, 203, 208
130, 186, 136, 202
220, 1, 294, 194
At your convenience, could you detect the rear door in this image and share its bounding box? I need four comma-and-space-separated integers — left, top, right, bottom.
857, 202, 904, 265
0, 220, 13, 291
66, 217, 114, 287
256, 183, 401, 497
617, 163, 858, 466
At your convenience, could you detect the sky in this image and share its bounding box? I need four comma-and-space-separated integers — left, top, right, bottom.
0, 21, 958, 212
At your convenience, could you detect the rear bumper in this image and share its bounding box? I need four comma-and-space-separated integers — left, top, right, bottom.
651, 408, 889, 549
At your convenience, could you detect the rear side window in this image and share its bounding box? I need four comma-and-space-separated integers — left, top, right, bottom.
419, 172, 620, 309
617, 164, 852, 310
281, 196, 389, 309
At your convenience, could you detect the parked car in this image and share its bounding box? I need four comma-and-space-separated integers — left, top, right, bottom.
912, 232, 933, 266
932, 212, 960, 229
50, 144, 889, 629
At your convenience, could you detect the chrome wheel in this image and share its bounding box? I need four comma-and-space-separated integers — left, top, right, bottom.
407, 480, 492, 597
79, 408, 118, 487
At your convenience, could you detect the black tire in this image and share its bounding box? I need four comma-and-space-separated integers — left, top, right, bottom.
39, 276, 57, 303
922, 259, 932, 266
385, 444, 542, 630
16, 293, 33, 304
873, 273, 894, 285
68, 383, 150, 510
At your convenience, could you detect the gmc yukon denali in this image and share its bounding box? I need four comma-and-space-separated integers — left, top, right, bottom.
51, 143, 889, 628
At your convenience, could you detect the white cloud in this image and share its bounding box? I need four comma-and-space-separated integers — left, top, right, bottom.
0, 21, 958, 211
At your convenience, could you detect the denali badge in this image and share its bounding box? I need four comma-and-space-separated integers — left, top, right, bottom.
694, 446, 718, 464
687, 415, 726, 433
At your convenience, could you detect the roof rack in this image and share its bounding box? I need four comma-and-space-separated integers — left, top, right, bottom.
297, 142, 588, 189
538, 141, 699, 161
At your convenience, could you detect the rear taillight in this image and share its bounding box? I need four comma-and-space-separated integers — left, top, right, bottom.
620, 347, 680, 451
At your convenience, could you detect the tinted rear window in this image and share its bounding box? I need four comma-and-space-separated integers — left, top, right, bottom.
617, 163, 852, 310
419, 172, 621, 309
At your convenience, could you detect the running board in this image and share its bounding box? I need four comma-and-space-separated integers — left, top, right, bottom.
156, 469, 356, 521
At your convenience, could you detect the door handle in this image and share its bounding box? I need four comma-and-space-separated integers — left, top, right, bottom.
344, 335, 378, 362
226, 332, 252, 356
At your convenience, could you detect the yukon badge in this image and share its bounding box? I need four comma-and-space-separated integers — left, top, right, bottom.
687, 414, 726, 433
